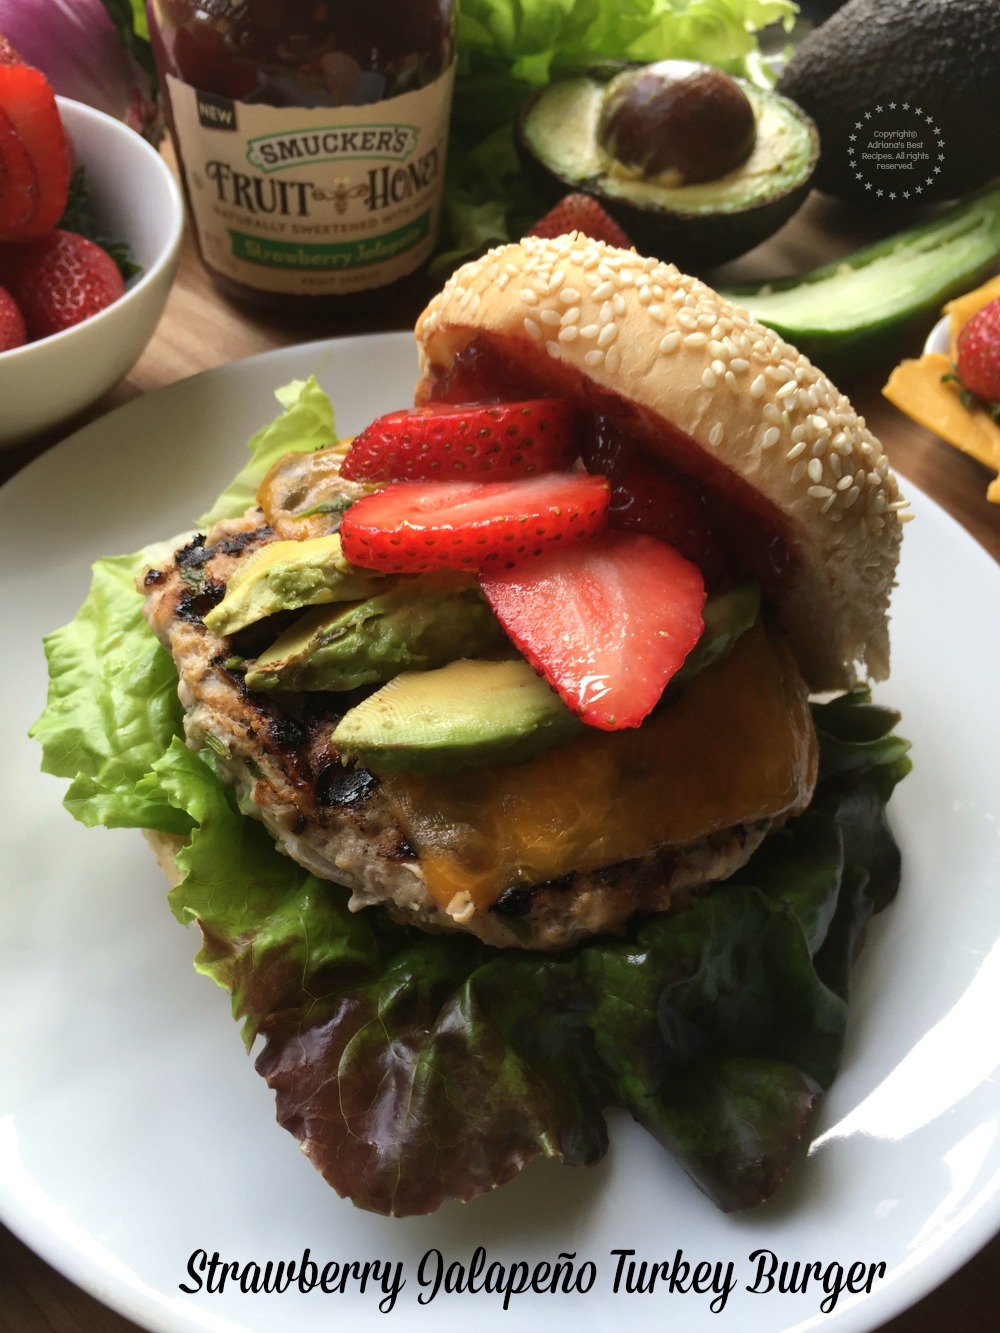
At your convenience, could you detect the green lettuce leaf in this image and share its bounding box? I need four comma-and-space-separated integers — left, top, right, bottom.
30, 550, 191, 835
438, 0, 798, 269
30, 376, 912, 1217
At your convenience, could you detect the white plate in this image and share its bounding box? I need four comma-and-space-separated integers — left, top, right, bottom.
2, 334, 999, 1333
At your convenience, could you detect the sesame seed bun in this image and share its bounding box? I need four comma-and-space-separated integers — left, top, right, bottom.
415, 235, 907, 689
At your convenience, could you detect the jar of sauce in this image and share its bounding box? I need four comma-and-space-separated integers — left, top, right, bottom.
146, 1, 457, 310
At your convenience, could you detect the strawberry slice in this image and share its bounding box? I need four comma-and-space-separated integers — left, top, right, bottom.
340, 472, 610, 574
342, 398, 579, 482
0, 105, 38, 237
480, 531, 706, 730
0, 63, 70, 241
583, 416, 728, 587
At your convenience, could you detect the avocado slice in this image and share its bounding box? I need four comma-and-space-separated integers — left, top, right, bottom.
722, 183, 1000, 371
331, 658, 586, 776
331, 585, 762, 776
243, 574, 508, 693
204, 534, 387, 637
672, 582, 760, 690
517, 66, 818, 269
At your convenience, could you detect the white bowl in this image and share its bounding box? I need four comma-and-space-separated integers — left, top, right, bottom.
924, 314, 950, 357
0, 98, 184, 448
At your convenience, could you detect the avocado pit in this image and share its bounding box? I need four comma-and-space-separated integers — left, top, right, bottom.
597, 61, 757, 186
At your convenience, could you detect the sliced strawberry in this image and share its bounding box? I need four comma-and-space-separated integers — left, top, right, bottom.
0, 105, 38, 236
2, 229, 124, 338
527, 193, 633, 250
582, 416, 728, 588
0, 63, 70, 240
481, 531, 706, 730
342, 398, 579, 482
0, 283, 26, 350
340, 472, 610, 574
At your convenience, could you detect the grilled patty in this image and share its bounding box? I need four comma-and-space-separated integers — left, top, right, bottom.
141, 458, 804, 951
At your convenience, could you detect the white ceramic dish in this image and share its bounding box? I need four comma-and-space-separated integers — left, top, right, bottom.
0, 98, 184, 448
924, 315, 950, 357
2, 334, 1000, 1333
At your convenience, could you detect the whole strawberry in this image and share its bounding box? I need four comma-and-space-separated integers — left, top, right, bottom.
0, 283, 26, 350
0, 229, 124, 339
956, 297, 1000, 408
527, 193, 633, 249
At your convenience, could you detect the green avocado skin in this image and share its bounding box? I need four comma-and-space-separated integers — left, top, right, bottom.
244, 578, 508, 693
777, 0, 1000, 205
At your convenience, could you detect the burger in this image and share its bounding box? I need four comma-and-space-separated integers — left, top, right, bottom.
34, 235, 911, 1215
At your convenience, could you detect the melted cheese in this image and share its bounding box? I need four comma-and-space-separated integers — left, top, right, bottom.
378, 623, 817, 912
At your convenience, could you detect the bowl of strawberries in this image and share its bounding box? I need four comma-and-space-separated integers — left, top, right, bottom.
0, 57, 184, 447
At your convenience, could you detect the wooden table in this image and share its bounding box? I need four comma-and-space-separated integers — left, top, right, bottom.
1, 183, 998, 1333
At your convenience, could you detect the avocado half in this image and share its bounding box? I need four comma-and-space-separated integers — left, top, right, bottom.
517, 67, 820, 270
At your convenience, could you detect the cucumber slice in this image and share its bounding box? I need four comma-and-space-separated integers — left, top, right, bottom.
723, 183, 1000, 370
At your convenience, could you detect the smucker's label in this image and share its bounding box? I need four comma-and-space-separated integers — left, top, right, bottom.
167, 67, 454, 295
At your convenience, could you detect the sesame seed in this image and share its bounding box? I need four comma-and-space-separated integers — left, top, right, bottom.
540, 308, 561, 326
709, 340, 726, 358
711, 359, 726, 376
613, 294, 627, 315
545, 340, 560, 358
659, 331, 681, 353
584, 349, 604, 367
807, 458, 824, 483
649, 305, 666, 324
702, 368, 717, 389
791, 461, 807, 484
787, 441, 807, 460
776, 380, 797, 399
844, 486, 861, 507
560, 287, 581, 304
600, 302, 614, 324
836, 474, 854, 490
808, 485, 834, 499
683, 332, 709, 347
597, 323, 618, 347
709, 422, 724, 447
558, 326, 579, 343
761, 426, 781, 449
730, 357, 750, 373
725, 371, 737, 389
593, 281, 614, 300
560, 306, 581, 326
524, 317, 542, 341
605, 346, 621, 374
677, 310, 698, 329
580, 324, 599, 340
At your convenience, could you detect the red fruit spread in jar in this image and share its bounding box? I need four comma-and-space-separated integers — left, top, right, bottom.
148, 0, 457, 311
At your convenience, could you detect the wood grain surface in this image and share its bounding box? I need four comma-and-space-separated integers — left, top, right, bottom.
1, 174, 997, 1333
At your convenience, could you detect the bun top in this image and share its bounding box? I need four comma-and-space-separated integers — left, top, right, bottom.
415, 234, 908, 689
